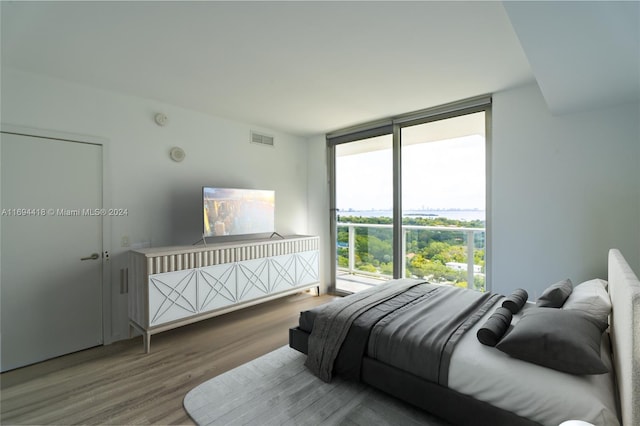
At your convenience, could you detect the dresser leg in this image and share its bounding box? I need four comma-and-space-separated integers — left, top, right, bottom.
144, 332, 151, 354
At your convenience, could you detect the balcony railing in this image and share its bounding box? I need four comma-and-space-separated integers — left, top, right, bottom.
337, 222, 485, 291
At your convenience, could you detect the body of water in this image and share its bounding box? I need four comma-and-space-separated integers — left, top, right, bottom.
338, 209, 485, 222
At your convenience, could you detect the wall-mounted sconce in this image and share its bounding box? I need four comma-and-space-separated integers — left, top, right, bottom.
154, 113, 168, 126
169, 146, 185, 162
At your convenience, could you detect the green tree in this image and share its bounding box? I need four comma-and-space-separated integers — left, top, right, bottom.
358, 263, 377, 274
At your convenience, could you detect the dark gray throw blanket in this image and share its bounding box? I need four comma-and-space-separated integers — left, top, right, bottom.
306, 279, 499, 386
305, 279, 425, 382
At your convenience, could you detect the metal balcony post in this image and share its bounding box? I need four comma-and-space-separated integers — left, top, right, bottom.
348, 225, 355, 274
401, 227, 408, 278
466, 230, 475, 289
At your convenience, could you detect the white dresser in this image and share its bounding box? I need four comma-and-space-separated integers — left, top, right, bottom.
128, 235, 319, 352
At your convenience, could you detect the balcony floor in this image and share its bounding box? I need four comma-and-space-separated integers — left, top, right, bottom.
335, 271, 390, 293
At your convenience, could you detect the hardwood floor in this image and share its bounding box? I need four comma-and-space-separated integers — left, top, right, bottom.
1, 292, 335, 425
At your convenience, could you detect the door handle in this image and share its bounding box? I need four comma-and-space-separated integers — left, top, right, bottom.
81, 253, 100, 261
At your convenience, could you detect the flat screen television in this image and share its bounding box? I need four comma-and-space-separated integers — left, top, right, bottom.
203, 187, 275, 237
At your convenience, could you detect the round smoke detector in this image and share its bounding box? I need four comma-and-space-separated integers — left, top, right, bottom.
169, 147, 185, 162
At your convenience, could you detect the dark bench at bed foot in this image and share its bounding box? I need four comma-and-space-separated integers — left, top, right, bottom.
289, 327, 309, 354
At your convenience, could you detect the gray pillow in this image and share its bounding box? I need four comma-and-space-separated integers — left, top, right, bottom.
536, 278, 573, 308
496, 308, 608, 375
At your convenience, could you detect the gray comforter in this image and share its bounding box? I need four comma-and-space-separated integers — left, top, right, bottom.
305, 280, 499, 385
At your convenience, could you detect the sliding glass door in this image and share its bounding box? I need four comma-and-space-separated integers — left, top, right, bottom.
328, 97, 490, 294
401, 112, 486, 291
334, 134, 394, 293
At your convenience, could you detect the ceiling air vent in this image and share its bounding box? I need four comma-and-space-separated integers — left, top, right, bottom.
250, 131, 275, 147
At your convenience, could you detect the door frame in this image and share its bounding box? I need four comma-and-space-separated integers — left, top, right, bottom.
0, 123, 113, 345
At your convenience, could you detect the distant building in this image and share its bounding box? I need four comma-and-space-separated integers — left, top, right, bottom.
446, 262, 482, 274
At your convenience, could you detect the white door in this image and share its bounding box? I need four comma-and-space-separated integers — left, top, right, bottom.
1, 132, 103, 372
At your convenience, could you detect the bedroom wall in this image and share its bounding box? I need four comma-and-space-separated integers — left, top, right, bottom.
491, 83, 640, 298
1, 68, 310, 341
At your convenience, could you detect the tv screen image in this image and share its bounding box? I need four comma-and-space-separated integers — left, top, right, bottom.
203, 187, 275, 237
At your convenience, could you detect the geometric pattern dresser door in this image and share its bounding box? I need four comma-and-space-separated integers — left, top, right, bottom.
198, 263, 238, 313
148, 269, 198, 326
236, 257, 271, 302
295, 250, 320, 286
269, 253, 298, 293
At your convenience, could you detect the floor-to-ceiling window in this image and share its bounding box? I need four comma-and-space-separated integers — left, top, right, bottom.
328, 97, 491, 294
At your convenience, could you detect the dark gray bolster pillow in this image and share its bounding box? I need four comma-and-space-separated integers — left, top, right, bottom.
477, 307, 513, 346
502, 288, 529, 314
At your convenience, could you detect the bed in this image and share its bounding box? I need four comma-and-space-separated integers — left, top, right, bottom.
289, 249, 639, 426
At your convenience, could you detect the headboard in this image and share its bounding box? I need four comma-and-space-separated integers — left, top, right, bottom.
608, 249, 640, 426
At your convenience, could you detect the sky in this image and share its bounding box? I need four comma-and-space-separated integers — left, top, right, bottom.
336, 134, 485, 211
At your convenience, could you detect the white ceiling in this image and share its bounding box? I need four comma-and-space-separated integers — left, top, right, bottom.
1, 1, 638, 137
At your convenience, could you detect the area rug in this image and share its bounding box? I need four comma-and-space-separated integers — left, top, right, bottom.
183, 345, 450, 426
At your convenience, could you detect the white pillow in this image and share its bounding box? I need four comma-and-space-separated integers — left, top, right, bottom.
562, 279, 611, 324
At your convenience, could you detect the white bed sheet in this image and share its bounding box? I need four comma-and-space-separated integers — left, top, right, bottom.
447, 302, 619, 426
